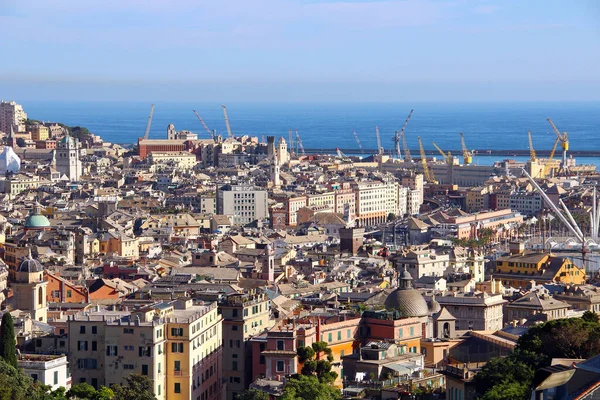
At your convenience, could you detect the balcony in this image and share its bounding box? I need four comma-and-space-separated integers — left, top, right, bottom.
173, 370, 183, 376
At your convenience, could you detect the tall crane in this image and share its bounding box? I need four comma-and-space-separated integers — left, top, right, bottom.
401, 131, 412, 162
142, 104, 155, 140
432, 142, 452, 164
528, 131, 536, 161
547, 118, 569, 174
543, 137, 560, 178
375, 126, 383, 155
459, 132, 473, 164
394, 131, 401, 158
353, 130, 364, 153
193, 110, 214, 138
295, 131, 305, 156
418, 136, 436, 184
222, 105, 233, 138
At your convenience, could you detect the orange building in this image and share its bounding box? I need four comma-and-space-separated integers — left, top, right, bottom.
45, 271, 88, 303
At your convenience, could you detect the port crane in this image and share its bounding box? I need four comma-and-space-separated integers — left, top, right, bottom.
193, 110, 214, 139
353, 130, 364, 153
401, 131, 412, 162
375, 126, 383, 155
432, 142, 452, 164
296, 131, 305, 156
528, 131, 536, 161
459, 132, 473, 164
288, 130, 295, 157
142, 104, 155, 140
547, 118, 569, 174
395, 109, 414, 160
222, 105, 233, 138
418, 136, 436, 184
543, 137, 561, 178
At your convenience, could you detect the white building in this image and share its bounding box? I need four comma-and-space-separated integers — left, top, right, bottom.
55, 134, 83, 181
0, 146, 21, 174
19, 354, 70, 391
0, 100, 28, 134
217, 184, 269, 225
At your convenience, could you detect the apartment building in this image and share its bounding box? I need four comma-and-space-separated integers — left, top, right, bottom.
219, 292, 272, 400
392, 247, 451, 280
0, 100, 27, 133
217, 184, 268, 226
436, 293, 506, 331
68, 299, 223, 400
353, 181, 398, 225
149, 152, 198, 171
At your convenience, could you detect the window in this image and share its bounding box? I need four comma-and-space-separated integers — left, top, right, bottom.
338, 331, 342, 340
123, 328, 134, 334
31, 374, 38, 381
232, 309, 238, 317
347, 329, 351, 339
92, 341, 97, 351
172, 343, 184, 353
67, 290, 72, 298
106, 345, 118, 356
92, 326, 97, 334
410, 326, 415, 336
276, 360, 285, 372
328, 333, 332, 343
142, 365, 149, 376
158, 385, 161, 396
79, 326, 86, 334
124, 345, 134, 351
124, 364, 135, 370
232, 361, 238, 371
260, 355, 265, 365
174, 361, 181, 371
399, 328, 403, 338
232, 326, 238, 331
139, 346, 151, 357
54, 371, 59, 385
172, 327, 184, 337
77, 341, 88, 351
277, 340, 284, 351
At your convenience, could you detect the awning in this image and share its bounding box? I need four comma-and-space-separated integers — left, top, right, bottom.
384, 363, 412, 376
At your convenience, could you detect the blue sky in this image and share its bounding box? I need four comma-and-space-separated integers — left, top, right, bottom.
1, 0, 599, 101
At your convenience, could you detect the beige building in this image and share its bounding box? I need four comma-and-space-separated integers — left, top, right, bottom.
2, 174, 41, 196
12, 255, 48, 322
67, 299, 223, 400
353, 180, 398, 225
436, 293, 506, 332
0, 100, 27, 133
149, 152, 198, 171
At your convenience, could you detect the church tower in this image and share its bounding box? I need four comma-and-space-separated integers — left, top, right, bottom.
277, 137, 289, 165
260, 245, 275, 282
271, 151, 281, 188
56, 133, 82, 181
12, 252, 48, 323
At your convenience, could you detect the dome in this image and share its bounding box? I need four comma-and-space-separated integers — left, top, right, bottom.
384, 267, 429, 317
24, 203, 51, 229
17, 257, 43, 273
429, 297, 442, 314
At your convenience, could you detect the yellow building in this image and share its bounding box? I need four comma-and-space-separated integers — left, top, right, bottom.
149, 151, 198, 171
68, 299, 223, 400
494, 242, 586, 288
30, 124, 50, 141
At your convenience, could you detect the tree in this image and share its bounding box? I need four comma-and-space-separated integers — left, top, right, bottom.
480, 380, 530, 400
0, 313, 17, 368
111, 375, 156, 400
281, 375, 341, 400
67, 383, 114, 400
387, 213, 395, 222
474, 356, 534, 398
235, 388, 269, 400
0, 357, 53, 400
582, 311, 599, 324
16, 138, 26, 148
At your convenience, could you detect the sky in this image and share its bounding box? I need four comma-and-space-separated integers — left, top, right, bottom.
1, 0, 600, 101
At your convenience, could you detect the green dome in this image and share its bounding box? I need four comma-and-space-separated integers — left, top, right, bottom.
24, 214, 51, 229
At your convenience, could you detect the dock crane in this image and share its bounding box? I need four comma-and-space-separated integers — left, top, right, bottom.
353, 130, 364, 153
401, 131, 412, 162
459, 132, 473, 164
193, 110, 214, 139
288, 130, 295, 157
222, 105, 233, 138
142, 104, 155, 140
418, 136, 436, 184
394, 131, 401, 158
547, 118, 569, 174
528, 131, 536, 161
295, 131, 305, 156
375, 126, 383, 155
432, 142, 452, 164
543, 137, 561, 178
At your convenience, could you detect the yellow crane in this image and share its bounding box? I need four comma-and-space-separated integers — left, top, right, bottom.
543, 137, 560, 178
432, 142, 452, 164
528, 131, 536, 161
547, 118, 569, 173
418, 136, 436, 184
459, 132, 473, 164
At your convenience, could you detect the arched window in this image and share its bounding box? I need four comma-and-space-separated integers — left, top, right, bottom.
38, 287, 43, 306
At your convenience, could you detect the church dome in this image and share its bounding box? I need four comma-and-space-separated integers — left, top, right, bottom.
24, 203, 51, 229
17, 256, 43, 273
384, 267, 429, 317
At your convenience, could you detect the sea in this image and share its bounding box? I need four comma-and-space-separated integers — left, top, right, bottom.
20, 101, 600, 168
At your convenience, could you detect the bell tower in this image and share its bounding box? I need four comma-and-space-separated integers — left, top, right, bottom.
12, 252, 48, 323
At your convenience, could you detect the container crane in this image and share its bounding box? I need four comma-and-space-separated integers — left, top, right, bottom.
528, 131, 536, 161
222, 105, 233, 138
543, 137, 560, 178
418, 136, 436, 184
296, 131, 305, 156
193, 110, 214, 139
547, 118, 569, 174
142, 104, 155, 140
375, 126, 383, 155
353, 130, 364, 153
432, 142, 451, 164
459, 132, 473, 164
401, 131, 412, 162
